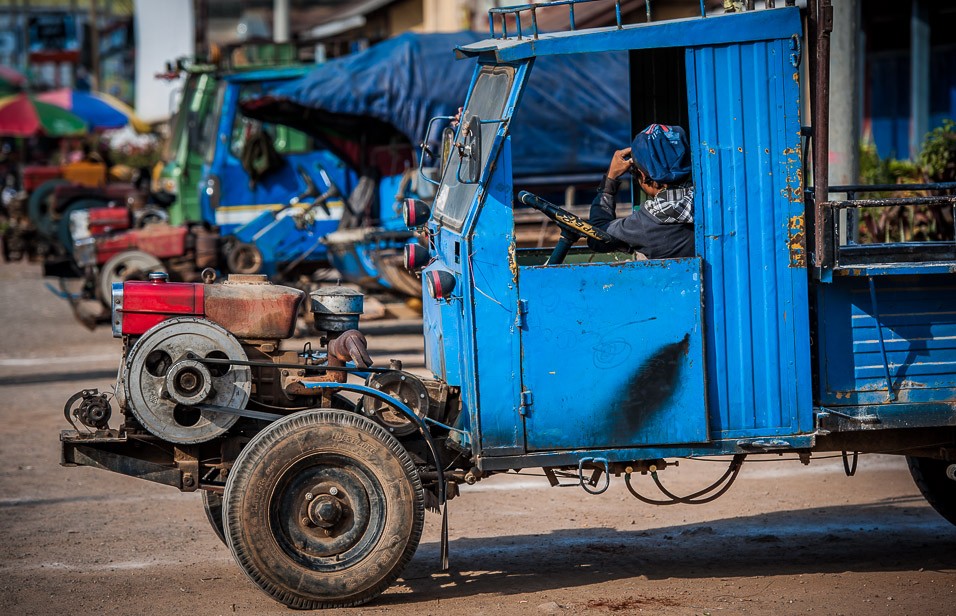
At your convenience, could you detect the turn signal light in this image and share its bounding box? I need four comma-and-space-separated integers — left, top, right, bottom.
404, 242, 429, 271
425, 269, 456, 301
403, 198, 431, 228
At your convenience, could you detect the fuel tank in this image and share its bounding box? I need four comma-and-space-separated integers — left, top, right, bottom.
113, 273, 304, 340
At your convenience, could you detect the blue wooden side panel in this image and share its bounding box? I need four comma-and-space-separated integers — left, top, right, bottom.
686, 38, 813, 438
519, 258, 707, 450
818, 276, 956, 406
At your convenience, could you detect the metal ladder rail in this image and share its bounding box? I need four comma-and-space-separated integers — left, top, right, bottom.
487, 0, 798, 40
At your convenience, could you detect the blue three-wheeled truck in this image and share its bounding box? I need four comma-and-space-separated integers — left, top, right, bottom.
59, 0, 955, 609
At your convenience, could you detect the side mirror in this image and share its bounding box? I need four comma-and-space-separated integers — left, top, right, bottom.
457, 113, 481, 184
418, 114, 455, 188
440, 126, 454, 177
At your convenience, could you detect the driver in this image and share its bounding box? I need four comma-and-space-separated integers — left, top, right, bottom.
588, 123, 694, 259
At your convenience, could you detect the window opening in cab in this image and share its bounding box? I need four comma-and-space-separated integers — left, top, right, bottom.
433, 64, 516, 231
163, 75, 199, 161
229, 83, 313, 159
508, 47, 692, 266
202, 82, 226, 164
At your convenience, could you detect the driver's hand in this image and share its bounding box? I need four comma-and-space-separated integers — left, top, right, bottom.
607, 147, 632, 180
450, 106, 463, 128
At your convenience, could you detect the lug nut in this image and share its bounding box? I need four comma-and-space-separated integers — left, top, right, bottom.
329, 487, 339, 496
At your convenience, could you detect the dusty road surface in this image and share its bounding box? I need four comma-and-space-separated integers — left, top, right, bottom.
1, 260, 955, 616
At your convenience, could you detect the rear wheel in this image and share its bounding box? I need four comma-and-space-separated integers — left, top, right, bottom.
56, 198, 107, 254
27, 179, 69, 238
906, 456, 956, 526
223, 409, 424, 609
96, 249, 165, 305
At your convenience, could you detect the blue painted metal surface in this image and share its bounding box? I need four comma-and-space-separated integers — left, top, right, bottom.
685, 36, 813, 439
519, 258, 707, 450
817, 275, 956, 406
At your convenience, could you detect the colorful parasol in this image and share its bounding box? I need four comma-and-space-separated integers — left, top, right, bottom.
0, 66, 27, 95
36, 88, 150, 133
0, 93, 88, 137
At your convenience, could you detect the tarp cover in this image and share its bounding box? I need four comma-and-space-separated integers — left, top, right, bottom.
241, 32, 629, 177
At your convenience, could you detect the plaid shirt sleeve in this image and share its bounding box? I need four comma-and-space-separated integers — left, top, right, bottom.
642, 183, 694, 224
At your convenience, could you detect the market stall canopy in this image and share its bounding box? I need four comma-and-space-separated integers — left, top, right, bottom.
0, 66, 27, 96
0, 93, 87, 137
37, 88, 151, 133
241, 32, 629, 177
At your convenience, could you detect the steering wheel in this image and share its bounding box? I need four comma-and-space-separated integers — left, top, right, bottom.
291, 165, 331, 217
518, 190, 613, 264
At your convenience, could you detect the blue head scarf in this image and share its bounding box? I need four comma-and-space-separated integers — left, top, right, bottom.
630, 123, 691, 184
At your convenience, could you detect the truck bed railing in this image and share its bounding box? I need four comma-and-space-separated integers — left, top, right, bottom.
488, 0, 798, 40
816, 182, 956, 270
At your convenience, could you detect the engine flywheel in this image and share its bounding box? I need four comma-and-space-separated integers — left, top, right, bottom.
123, 317, 252, 444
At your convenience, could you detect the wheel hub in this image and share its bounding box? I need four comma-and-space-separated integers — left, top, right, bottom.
307, 493, 344, 528
274, 462, 377, 565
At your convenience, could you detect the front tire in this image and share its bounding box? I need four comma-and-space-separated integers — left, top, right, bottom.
222, 409, 424, 609
907, 456, 956, 526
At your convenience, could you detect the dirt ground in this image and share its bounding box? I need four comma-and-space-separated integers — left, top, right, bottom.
1, 260, 955, 616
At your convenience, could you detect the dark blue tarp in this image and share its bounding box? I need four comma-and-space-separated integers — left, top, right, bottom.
242, 32, 630, 177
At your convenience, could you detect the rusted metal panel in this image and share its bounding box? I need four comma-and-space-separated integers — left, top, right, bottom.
204, 276, 304, 340
686, 36, 813, 438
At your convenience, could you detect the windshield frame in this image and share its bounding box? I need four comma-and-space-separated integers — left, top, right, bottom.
202, 81, 227, 165
432, 61, 525, 233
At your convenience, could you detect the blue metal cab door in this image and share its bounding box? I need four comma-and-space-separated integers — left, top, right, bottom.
518, 258, 708, 451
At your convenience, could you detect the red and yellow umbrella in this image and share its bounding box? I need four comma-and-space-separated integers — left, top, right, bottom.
0, 93, 87, 137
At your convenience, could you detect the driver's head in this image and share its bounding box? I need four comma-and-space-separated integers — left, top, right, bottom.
629, 124, 691, 187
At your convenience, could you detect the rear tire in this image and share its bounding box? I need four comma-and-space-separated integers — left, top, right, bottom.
222, 409, 424, 609
96, 249, 165, 305
56, 198, 107, 254
906, 455, 956, 526
27, 179, 69, 238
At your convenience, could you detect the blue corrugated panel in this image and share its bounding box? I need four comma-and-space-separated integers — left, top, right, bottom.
819, 276, 956, 406
686, 38, 813, 438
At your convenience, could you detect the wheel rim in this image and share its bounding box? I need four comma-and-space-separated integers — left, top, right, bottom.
271, 453, 385, 572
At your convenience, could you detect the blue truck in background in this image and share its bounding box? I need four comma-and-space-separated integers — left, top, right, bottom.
59, 0, 956, 610
197, 66, 358, 279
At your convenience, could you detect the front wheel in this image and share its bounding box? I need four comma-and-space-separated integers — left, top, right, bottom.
906, 455, 956, 526
222, 409, 424, 609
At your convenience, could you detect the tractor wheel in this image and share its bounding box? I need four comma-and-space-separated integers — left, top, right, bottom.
97, 250, 165, 305
56, 198, 107, 255
907, 456, 956, 527
202, 490, 227, 545
225, 241, 264, 275
27, 179, 69, 238
222, 409, 424, 609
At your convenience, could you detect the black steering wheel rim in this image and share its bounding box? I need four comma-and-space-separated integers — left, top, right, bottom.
518, 191, 613, 244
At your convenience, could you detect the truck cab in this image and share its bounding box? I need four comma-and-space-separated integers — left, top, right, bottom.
421, 6, 813, 463
198, 67, 355, 237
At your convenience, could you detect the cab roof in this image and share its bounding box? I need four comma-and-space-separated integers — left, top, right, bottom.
456, 7, 801, 62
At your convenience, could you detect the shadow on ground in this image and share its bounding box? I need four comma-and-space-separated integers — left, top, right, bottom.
386, 497, 956, 605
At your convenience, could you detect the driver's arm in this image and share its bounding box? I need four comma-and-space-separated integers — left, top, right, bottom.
588, 175, 629, 252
